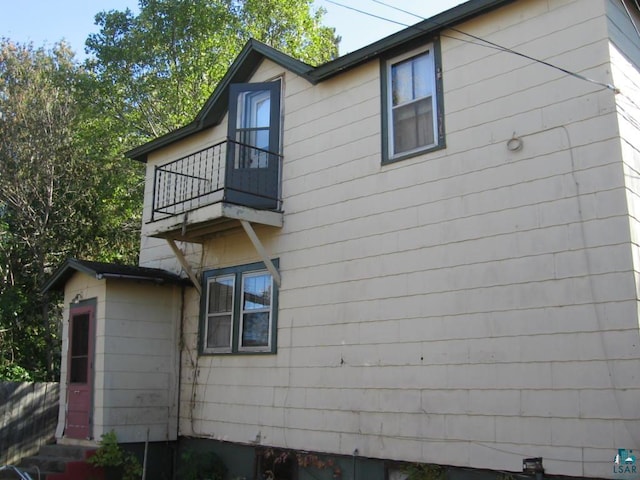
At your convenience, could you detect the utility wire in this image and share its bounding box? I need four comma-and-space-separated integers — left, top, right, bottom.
446, 27, 620, 93
374, 0, 621, 92
621, 0, 640, 39
370, 0, 423, 20
325, 0, 408, 28
325, 0, 620, 93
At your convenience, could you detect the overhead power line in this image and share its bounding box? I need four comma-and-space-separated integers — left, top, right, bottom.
325, 0, 408, 27
370, 0, 423, 20
325, 0, 620, 93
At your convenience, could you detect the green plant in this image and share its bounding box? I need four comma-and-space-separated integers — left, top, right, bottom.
261, 448, 342, 479
178, 449, 227, 480
87, 431, 142, 480
0, 362, 32, 381
401, 463, 445, 480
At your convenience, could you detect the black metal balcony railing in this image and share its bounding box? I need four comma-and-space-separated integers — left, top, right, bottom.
151, 139, 281, 222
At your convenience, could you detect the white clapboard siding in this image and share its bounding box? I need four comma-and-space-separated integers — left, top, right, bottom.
60, 273, 182, 443
137, 0, 640, 477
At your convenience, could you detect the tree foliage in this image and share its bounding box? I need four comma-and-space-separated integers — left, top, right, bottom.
0, 40, 142, 380
0, 0, 339, 380
86, 0, 340, 140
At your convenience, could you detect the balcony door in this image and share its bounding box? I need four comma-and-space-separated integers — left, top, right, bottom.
226, 80, 281, 209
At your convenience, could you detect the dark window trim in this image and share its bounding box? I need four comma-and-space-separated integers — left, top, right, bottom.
380, 37, 446, 165
200, 259, 279, 355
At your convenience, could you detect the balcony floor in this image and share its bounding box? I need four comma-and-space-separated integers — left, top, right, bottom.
145, 202, 283, 243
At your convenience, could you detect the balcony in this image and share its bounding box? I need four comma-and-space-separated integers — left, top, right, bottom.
147, 139, 283, 242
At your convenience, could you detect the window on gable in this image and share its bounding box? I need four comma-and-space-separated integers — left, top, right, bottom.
201, 260, 278, 354
381, 42, 444, 164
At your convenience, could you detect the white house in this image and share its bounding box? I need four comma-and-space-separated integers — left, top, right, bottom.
46, 0, 640, 479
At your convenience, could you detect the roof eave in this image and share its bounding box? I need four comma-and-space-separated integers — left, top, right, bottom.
192, 40, 315, 130
311, 0, 516, 80
125, 122, 201, 163
125, 0, 516, 162
42, 258, 191, 293
125, 39, 315, 163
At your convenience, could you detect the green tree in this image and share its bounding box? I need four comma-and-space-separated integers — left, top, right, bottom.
0, 0, 338, 380
86, 0, 340, 140
0, 40, 142, 380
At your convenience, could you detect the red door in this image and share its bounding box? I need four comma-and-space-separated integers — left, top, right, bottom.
65, 303, 94, 439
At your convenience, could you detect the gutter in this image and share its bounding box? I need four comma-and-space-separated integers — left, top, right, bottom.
96, 273, 188, 285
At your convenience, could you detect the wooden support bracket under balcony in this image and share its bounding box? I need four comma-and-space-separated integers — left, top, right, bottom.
145, 202, 284, 243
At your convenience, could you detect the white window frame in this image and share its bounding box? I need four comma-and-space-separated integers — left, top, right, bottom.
238, 271, 274, 353
201, 261, 278, 355
236, 89, 272, 168
383, 43, 442, 163
203, 274, 235, 354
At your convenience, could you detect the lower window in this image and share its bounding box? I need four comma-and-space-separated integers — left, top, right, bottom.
201, 260, 278, 354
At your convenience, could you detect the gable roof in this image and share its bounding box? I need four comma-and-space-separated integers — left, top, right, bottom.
125, 0, 514, 162
42, 258, 191, 293
125, 40, 315, 162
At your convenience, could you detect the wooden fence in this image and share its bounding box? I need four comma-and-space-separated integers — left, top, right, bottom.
0, 382, 59, 466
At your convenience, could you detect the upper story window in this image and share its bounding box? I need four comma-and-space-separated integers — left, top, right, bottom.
201, 260, 279, 355
381, 42, 444, 164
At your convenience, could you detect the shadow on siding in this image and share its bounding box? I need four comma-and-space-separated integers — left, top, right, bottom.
0, 382, 59, 465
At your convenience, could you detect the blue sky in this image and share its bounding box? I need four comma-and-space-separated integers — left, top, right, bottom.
0, 0, 463, 59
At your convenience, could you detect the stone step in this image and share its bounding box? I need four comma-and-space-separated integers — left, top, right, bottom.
6, 444, 97, 480
34, 445, 93, 462
18, 456, 67, 475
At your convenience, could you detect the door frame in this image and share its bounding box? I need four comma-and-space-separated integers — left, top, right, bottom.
225, 80, 282, 209
65, 298, 96, 439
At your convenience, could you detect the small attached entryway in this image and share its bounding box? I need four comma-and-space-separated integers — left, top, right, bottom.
42, 258, 191, 445
65, 302, 95, 439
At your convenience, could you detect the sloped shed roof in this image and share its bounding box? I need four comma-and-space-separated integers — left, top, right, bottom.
42, 258, 191, 293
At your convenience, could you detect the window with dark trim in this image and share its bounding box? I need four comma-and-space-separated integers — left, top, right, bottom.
201, 260, 278, 354
381, 41, 445, 164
